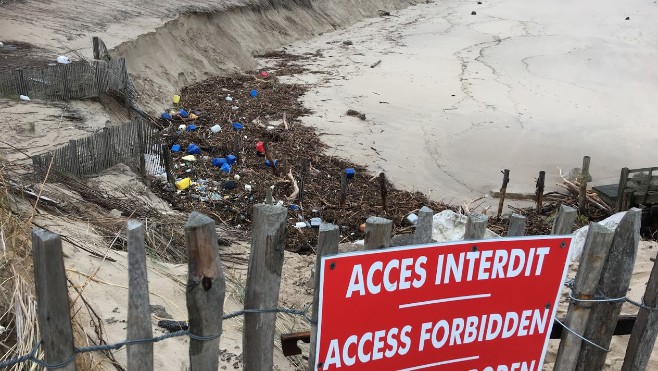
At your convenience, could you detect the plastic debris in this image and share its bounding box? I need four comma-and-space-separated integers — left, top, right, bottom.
181, 155, 196, 162
171, 144, 181, 152
406, 213, 418, 225
232, 122, 244, 131
267, 125, 275, 130
211, 124, 221, 133
221, 163, 231, 173
232, 106, 239, 110
345, 168, 356, 179
310, 218, 322, 227
234, 174, 241, 181
189, 113, 198, 120
261, 71, 269, 77
187, 144, 201, 154
161, 112, 172, 119
256, 141, 265, 154
211, 158, 227, 167
173, 95, 181, 104
186, 124, 197, 132
295, 221, 308, 229
179, 109, 189, 118
19, 95, 30, 101
250, 89, 258, 97
265, 159, 278, 167
222, 180, 236, 189
289, 204, 300, 211
56, 55, 71, 64
245, 184, 252, 192
178, 124, 186, 131
225, 95, 233, 102
175, 178, 192, 190
227, 154, 237, 165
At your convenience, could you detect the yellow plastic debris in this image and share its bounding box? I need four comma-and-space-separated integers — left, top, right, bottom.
172, 95, 181, 104
189, 113, 198, 120
175, 177, 192, 190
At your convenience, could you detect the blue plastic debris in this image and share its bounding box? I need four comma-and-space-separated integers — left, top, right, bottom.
179, 109, 189, 118
187, 144, 201, 154
265, 159, 278, 167
186, 124, 197, 131
227, 154, 237, 165
171, 144, 181, 152
232, 122, 244, 131
221, 163, 231, 173
211, 158, 227, 167
250, 89, 258, 97
345, 168, 356, 179
161, 112, 172, 120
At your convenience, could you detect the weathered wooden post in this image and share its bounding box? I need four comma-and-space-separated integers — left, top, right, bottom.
413, 206, 434, 244
364, 216, 392, 249
126, 221, 154, 371
340, 170, 348, 209
379, 172, 388, 212
578, 156, 591, 212
32, 228, 77, 371
507, 213, 527, 237
576, 208, 641, 370
263, 141, 278, 176
464, 214, 488, 240
185, 212, 225, 370
551, 205, 578, 235
622, 252, 658, 370
309, 224, 340, 371
243, 204, 287, 371
553, 223, 615, 370
536, 171, 546, 213
497, 169, 510, 218
616, 167, 631, 212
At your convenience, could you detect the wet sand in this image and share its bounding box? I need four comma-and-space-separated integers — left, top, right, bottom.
276, 0, 658, 207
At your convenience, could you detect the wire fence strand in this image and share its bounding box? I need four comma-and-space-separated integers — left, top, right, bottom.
0, 306, 311, 369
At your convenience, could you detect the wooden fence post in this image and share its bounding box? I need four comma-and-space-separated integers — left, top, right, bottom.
126, 221, 154, 371
536, 171, 546, 213
464, 214, 488, 240
616, 167, 631, 212
364, 216, 392, 249
553, 223, 615, 370
309, 224, 340, 371
622, 252, 658, 370
551, 205, 578, 235
413, 206, 434, 244
243, 204, 287, 371
32, 228, 77, 371
578, 156, 591, 211
340, 170, 348, 209
185, 212, 225, 370
497, 169, 510, 218
507, 213, 527, 237
576, 208, 641, 370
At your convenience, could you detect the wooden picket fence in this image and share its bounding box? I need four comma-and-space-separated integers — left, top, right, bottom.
31, 116, 163, 179
27, 204, 658, 370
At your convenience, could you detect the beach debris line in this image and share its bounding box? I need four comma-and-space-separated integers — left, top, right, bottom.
370, 59, 382, 68
346, 109, 366, 120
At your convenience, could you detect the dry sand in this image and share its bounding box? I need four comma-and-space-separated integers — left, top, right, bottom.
273, 0, 658, 209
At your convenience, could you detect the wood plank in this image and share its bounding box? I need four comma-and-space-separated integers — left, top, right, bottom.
553, 223, 615, 370
32, 228, 76, 371
185, 212, 225, 370
364, 216, 392, 249
576, 208, 641, 370
243, 204, 287, 371
309, 223, 340, 371
126, 221, 154, 371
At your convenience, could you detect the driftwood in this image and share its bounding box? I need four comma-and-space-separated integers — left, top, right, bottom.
283, 112, 289, 130
558, 168, 612, 212
286, 170, 299, 201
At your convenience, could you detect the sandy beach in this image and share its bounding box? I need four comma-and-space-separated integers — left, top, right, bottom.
275, 0, 658, 207
2, 0, 658, 369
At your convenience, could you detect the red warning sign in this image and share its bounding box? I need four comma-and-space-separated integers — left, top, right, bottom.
314, 236, 572, 371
